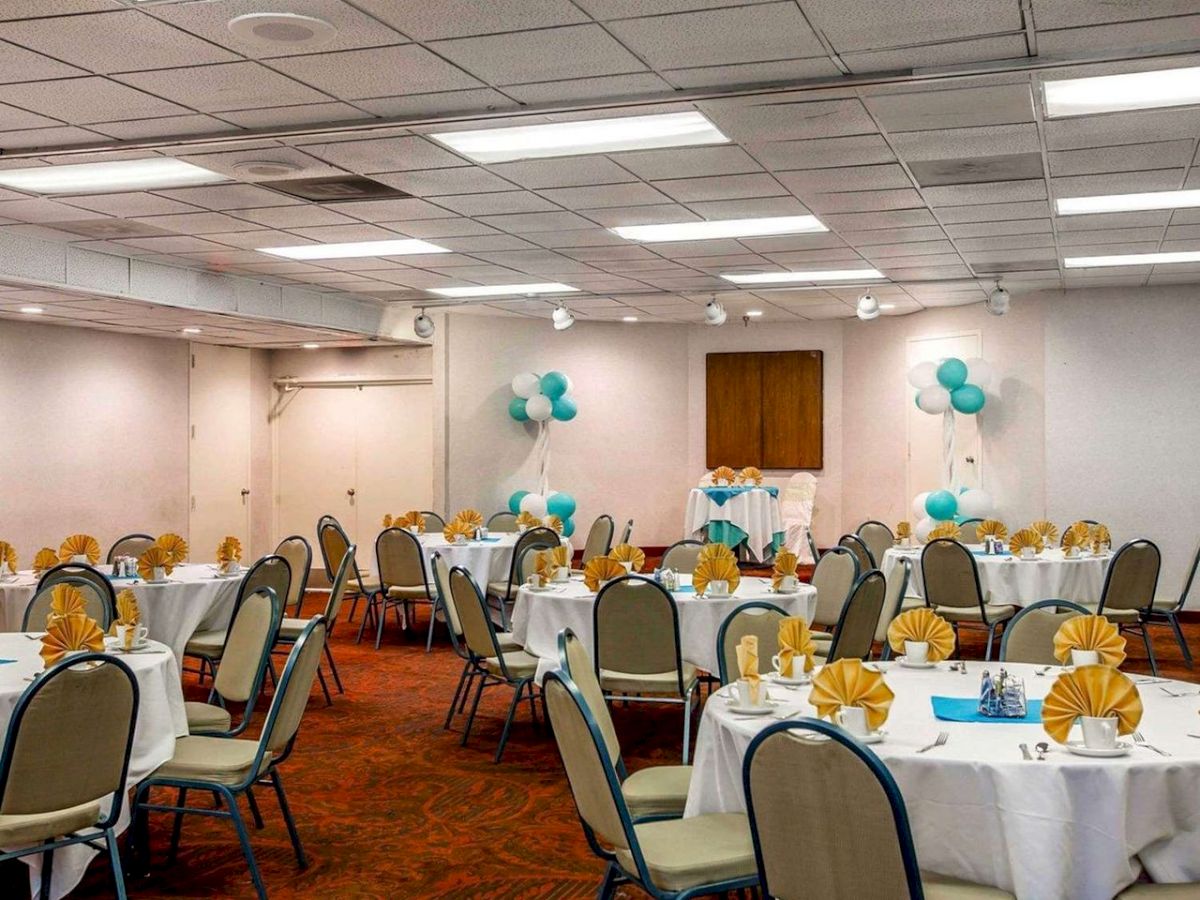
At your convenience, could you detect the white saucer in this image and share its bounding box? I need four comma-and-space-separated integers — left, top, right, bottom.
105, 636, 150, 651
766, 671, 811, 686
842, 730, 885, 744
524, 585, 554, 593
145, 578, 169, 585
1066, 740, 1130, 758
726, 702, 776, 716
897, 656, 937, 669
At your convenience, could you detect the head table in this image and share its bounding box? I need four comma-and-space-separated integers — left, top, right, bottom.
686, 660, 1200, 899
685, 486, 783, 563
510, 574, 816, 683
0, 633, 186, 899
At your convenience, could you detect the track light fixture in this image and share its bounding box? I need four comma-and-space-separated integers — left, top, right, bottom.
704, 298, 727, 326
552, 302, 575, 331
413, 309, 435, 338
856, 290, 880, 321
986, 281, 1010, 316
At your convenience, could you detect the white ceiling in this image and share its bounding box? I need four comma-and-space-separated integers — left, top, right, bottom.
0, 0, 1197, 336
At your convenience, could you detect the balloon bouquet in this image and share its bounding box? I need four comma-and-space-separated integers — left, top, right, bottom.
506, 371, 579, 537
907, 357, 995, 540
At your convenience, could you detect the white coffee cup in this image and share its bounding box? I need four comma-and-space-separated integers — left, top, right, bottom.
408, 525, 420, 535
72, 554, 88, 564
620, 560, 634, 573
517, 524, 528, 534
836, 705, 870, 738
904, 640, 929, 665
117, 623, 149, 649
771, 653, 806, 679
736, 678, 763, 708
152, 566, 166, 582
717, 478, 729, 486
1080, 715, 1118, 750
707, 579, 729, 598
1071, 649, 1100, 667
1021, 546, 1036, 560
526, 573, 542, 589
553, 567, 570, 583
454, 534, 468, 545
477, 527, 489, 540
1064, 545, 1079, 558
777, 574, 798, 593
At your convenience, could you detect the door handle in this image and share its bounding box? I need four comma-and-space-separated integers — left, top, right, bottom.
347, 488, 356, 497
241, 489, 250, 497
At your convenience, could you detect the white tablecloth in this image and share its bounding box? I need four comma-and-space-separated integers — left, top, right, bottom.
417, 533, 520, 584
685, 487, 783, 563
0, 633, 187, 899
686, 660, 1200, 899
882, 545, 1112, 608
0, 564, 242, 665
510, 575, 816, 682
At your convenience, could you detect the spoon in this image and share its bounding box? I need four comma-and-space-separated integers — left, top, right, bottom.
1034, 666, 1052, 676
1035, 741, 1049, 761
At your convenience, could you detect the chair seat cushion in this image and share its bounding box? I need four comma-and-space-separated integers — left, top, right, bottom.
496, 632, 522, 652
934, 605, 1016, 624
0, 800, 101, 845
484, 650, 539, 680
185, 701, 233, 735
386, 585, 431, 601
811, 630, 833, 642
901, 597, 927, 611
486, 580, 512, 599
616, 812, 756, 892
278, 617, 308, 640
623, 765, 692, 819
1102, 608, 1142, 623
923, 871, 1015, 898
600, 664, 698, 696
184, 630, 226, 657
1150, 596, 1181, 611
150, 735, 270, 787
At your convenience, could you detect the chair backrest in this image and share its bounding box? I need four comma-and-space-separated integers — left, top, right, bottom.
593, 577, 684, 693
855, 521, 893, 570
781, 472, 818, 559
1061, 519, 1099, 547
429, 554, 469, 664
214, 588, 281, 732
0, 654, 138, 829
958, 518, 984, 544
420, 511, 447, 531
810, 547, 858, 628
619, 519, 633, 546
273, 535, 312, 614
322, 543, 356, 627
517, 545, 543, 583
838, 533, 874, 571
873, 557, 913, 644
558, 628, 621, 768
448, 566, 502, 661
376, 527, 430, 594
660, 540, 704, 572
1177, 542, 1200, 611
238, 554, 293, 635
806, 532, 820, 567
743, 719, 922, 900
920, 539, 983, 611
716, 602, 789, 685
503, 527, 560, 591
827, 570, 888, 662
24, 573, 114, 631
486, 511, 519, 532
106, 533, 154, 563
581, 515, 615, 564
35, 563, 115, 623
260, 617, 328, 759
316, 515, 348, 582
1099, 539, 1161, 614
1000, 599, 1091, 665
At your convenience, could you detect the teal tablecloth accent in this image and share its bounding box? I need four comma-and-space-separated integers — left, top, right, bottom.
702, 485, 779, 507
705, 521, 784, 554
972, 550, 1012, 558
931, 696, 1043, 724
674, 584, 695, 594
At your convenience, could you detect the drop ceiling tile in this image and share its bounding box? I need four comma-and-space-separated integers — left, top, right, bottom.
864, 83, 1035, 131
777, 164, 912, 194
1044, 108, 1200, 151
1051, 169, 1184, 197
1037, 15, 1200, 57
1058, 227, 1165, 246
388, 218, 499, 239
539, 182, 671, 209
884, 263, 976, 279
0, 125, 103, 148
859, 239, 958, 257
298, 136, 464, 173
176, 147, 341, 182
685, 196, 813, 219
581, 204, 701, 228
214, 103, 368, 130
751, 134, 895, 170
944, 219, 1053, 239
0, 198, 110, 224
155, 183, 302, 211
354, 89, 518, 119
504, 73, 675, 104
615, 146, 762, 180
761, 247, 868, 266
842, 36, 1029, 74
739, 233, 849, 252
132, 212, 263, 235
372, 167, 517, 197
654, 239, 762, 258
487, 157, 638, 190
795, 303, 855, 319
821, 208, 939, 230
701, 97, 877, 143
0, 38, 86, 83
267, 45, 482, 101
0, 77, 185, 124
652, 173, 786, 203
1055, 210, 1170, 231
1047, 140, 1195, 177
0, 2, 106, 20
283, 223, 404, 243
353, 0, 588, 40
917, 293, 986, 307
1164, 223, 1200, 241
804, 188, 923, 213
430, 25, 646, 86
909, 153, 1045, 187
526, 228, 633, 248
113, 235, 236, 254
199, 229, 309, 250
89, 115, 241, 141
477, 211, 598, 233
891, 124, 1040, 162
1033, 0, 1200, 29
924, 179, 1047, 207
663, 57, 843, 89
430, 191, 558, 216
116, 62, 329, 113
934, 200, 1051, 223
955, 234, 1056, 252
0, 102, 62, 132
801, 0, 1023, 50
320, 197, 457, 222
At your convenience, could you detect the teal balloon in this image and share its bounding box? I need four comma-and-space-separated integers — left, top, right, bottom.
540, 371, 569, 400
951, 383, 986, 414
547, 492, 576, 518
562, 517, 575, 538
551, 395, 577, 421
508, 491, 529, 514
508, 396, 529, 421
937, 357, 968, 390
925, 490, 958, 521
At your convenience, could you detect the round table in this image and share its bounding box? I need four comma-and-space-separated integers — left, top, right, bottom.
510, 575, 816, 682
685, 487, 783, 563
417, 533, 523, 584
686, 660, 1200, 898
0, 564, 243, 665
0, 633, 187, 899
881, 544, 1112, 608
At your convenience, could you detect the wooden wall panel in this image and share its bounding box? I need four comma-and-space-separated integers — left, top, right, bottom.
705, 352, 762, 467
762, 350, 823, 468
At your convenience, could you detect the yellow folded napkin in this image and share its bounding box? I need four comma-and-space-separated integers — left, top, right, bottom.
535, 546, 570, 580
737, 635, 762, 703
1042, 666, 1142, 745
0, 541, 16, 575
1030, 519, 1059, 545
454, 509, 484, 530
443, 518, 474, 543
155, 533, 188, 565
976, 518, 1008, 541
108, 589, 141, 636
32, 547, 58, 575
887, 608, 956, 662
516, 511, 541, 529
698, 542, 737, 565
216, 536, 242, 564
738, 466, 763, 486
693, 556, 740, 595
382, 514, 394, 528
1089, 523, 1112, 552
1008, 527, 1044, 555
396, 510, 426, 532
1053, 615, 1126, 667
925, 521, 961, 543
58, 533, 100, 565
137, 546, 174, 580
40, 613, 105, 667
609, 543, 646, 572
777, 617, 816, 676
544, 515, 565, 534
771, 550, 799, 590
49, 584, 88, 623
1065, 521, 1091, 547
712, 466, 736, 485
809, 659, 894, 731
583, 556, 625, 592
895, 521, 912, 539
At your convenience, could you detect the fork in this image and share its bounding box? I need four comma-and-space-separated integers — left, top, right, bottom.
916, 732, 948, 754
1133, 731, 1171, 757
1159, 685, 1200, 698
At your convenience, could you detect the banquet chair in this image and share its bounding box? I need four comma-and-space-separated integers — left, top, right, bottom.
875, 557, 917, 660
420, 511, 447, 531
958, 519, 984, 544
559, 629, 692, 823
543, 671, 758, 900
486, 511, 519, 532
1097, 539, 1162, 675
715, 602, 789, 685
578, 515, 616, 570
999, 599, 1091, 666
781, 472, 817, 563
660, 540, 704, 572
743, 718, 1013, 900
855, 520, 894, 569
449, 566, 541, 763
130, 618, 328, 900
819, 570, 887, 662
593, 576, 699, 763
619, 519, 634, 546
0, 653, 138, 900
316, 514, 379, 626
921, 538, 1016, 661
1143, 540, 1199, 669
24, 573, 115, 631
272, 536, 311, 617
106, 532, 154, 563
185, 588, 280, 736
808, 546, 859, 646
807, 532, 820, 567
362, 527, 434, 650
1060, 519, 1099, 547
278, 544, 356, 704
838, 533, 875, 571
486, 526, 559, 630
35, 563, 116, 620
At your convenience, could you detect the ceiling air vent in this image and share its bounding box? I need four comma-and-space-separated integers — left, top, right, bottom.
259, 176, 414, 203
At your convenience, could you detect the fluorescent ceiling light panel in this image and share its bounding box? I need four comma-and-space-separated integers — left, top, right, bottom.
0, 158, 225, 195
721, 269, 885, 284
429, 282, 579, 298
259, 239, 449, 260
430, 111, 728, 164
1056, 189, 1200, 215
1064, 251, 1200, 268
611, 215, 826, 243
1043, 66, 1200, 117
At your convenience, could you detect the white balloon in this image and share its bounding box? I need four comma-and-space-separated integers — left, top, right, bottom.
511, 372, 541, 399
561, 374, 574, 394
916, 384, 952, 415
525, 393, 553, 421
964, 357, 993, 389
957, 488, 993, 519
518, 492, 547, 518
907, 361, 938, 390
912, 492, 931, 520
914, 516, 936, 542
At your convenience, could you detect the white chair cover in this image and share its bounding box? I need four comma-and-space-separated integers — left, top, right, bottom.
780, 472, 818, 563
697, 471, 715, 487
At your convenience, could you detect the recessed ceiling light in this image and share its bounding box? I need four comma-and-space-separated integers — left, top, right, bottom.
232, 160, 303, 179
611, 215, 827, 243
19, 306, 44, 314
0, 158, 226, 195
721, 269, 886, 284
302, 343, 320, 349
1043, 66, 1200, 117
259, 239, 450, 260
181, 327, 202, 334
1063, 250, 1200, 268
1056, 189, 1200, 216
430, 111, 728, 164
429, 282, 579, 298
228, 13, 337, 49
746, 310, 764, 317
622, 316, 638, 322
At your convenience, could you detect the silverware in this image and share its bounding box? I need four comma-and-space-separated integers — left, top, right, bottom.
1159, 685, 1200, 698
1035, 741, 1049, 761
1187, 733, 1200, 739
1132, 731, 1170, 757
1034, 666, 1053, 676
916, 732, 948, 754
23, 634, 43, 641
1019, 743, 1033, 760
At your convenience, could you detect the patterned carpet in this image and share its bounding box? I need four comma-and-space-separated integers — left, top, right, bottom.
8, 590, 1197, 899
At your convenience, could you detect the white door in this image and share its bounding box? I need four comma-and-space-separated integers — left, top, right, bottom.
906, 332, 982, 504
189, 344, 252, 556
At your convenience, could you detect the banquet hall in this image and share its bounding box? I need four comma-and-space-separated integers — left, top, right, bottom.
1, 1, 1200, 898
